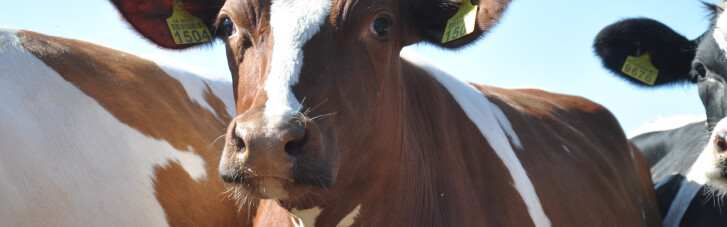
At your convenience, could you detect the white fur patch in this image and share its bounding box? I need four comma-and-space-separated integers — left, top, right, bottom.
336, 204, 361, 227
627, 114, 705, 138
144, 52, 236, 120
400, 49, 550, 227
290, 207, 322, 227
0, 28, 216, 226
174, 146, 209, 181
714, 9, 727, 59
265, 0, 331, 123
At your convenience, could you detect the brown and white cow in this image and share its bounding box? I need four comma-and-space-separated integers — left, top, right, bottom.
0, 28, 253, 226
110, 0, 661, 225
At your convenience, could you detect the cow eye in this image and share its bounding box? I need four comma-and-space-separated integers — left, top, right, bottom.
370, 18, 390, 37
695, 63, 708, 80
220, 18, 237, 37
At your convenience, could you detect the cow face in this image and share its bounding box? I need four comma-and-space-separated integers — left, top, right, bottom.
213, 0, 510, 206
110, 0, 511, 208
697, 118, 727, 196
214, 0, 414, 204
695, 5, 727, 131
592, 2, 727, 131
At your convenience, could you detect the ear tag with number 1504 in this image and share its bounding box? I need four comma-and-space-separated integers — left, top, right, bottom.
166, 0, 213, 45
441, 0, 478, 43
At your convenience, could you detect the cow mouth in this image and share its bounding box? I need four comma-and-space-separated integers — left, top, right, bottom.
718, 156, 727, 179
222, 175, 291, 200
221, 169, 329, 203
706, 157, 727, 197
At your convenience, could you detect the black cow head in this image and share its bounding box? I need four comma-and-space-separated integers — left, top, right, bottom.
592, 3, 727, 131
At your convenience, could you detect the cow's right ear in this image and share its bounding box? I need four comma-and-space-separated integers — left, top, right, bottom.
593, 18, 697, 87
110, 0, 224, 49
405, 0, 512, 49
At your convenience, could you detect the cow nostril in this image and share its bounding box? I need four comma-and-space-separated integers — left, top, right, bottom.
717, 132, 727, 152
231, 134, 245, 152
285, 134, 307, 156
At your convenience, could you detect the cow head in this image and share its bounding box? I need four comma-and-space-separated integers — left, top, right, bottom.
592, 3, 727, 131
110, 0, 511, 209
593, 1, 727, 196
697, 117, 727, 196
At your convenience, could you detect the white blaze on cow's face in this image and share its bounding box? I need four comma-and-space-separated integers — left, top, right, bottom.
263, 0, 331, 124
713, 4, 727, 58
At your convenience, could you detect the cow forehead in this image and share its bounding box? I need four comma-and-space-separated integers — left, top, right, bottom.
713, 8, 727, 58
263, 0, 332, 123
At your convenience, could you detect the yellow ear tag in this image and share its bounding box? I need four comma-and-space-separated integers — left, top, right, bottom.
441, 0, 478, 43
621, 54, 659, 86
166, 0, 213, 45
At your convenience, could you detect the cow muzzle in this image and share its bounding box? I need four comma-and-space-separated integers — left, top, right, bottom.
713, 130, 727, 178
219, 109, 332, 200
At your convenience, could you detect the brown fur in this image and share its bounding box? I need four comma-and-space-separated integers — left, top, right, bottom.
109, 0, 661, 225
17, 30, 252, 226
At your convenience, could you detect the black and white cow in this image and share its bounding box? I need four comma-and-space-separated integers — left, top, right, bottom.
593, 2, 727, 226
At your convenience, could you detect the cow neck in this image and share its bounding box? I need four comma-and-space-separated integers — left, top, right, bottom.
285, 59, 533, 226
370, 59, 534, 226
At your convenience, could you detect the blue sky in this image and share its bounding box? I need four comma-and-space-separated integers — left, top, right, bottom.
1, 0, 713, 134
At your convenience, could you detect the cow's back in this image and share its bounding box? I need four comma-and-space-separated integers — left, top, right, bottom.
479, 86, 662, 226
0, 28, 250, 226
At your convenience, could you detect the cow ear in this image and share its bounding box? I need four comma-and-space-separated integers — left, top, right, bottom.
593, 18, 697, 87
109, 0, 224, 49
407, 0, 512, 49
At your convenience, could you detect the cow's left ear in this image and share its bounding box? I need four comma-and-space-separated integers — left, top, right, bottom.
406, 0, 512, 49
593, 18, 698, 87
110, 0, 224, 49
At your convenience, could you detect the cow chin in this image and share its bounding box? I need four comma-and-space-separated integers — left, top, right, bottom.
705, 166, 727, 199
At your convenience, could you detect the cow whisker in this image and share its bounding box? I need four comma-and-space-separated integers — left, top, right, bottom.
304, 98, 329, 116
297, 97, 307, 113
311, 112, 337, 121
212, 134, 227, 145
